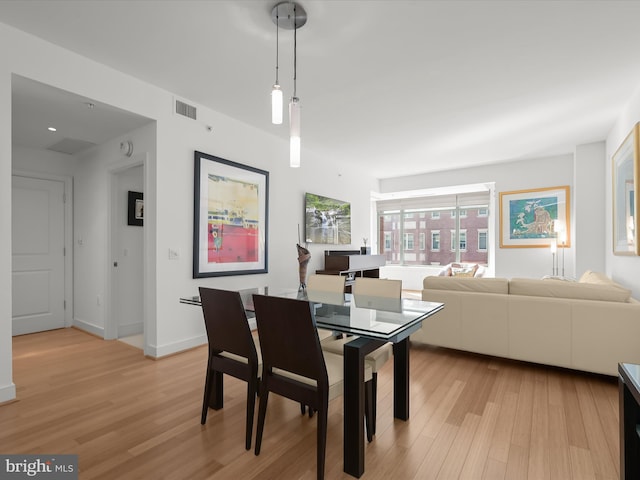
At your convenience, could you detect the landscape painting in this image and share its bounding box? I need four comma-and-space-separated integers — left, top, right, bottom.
304, 193, 351, 245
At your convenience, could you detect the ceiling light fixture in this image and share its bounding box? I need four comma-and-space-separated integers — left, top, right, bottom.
271, 2, 307, 168
47, 127, 57, 132
271, 5, 282, 125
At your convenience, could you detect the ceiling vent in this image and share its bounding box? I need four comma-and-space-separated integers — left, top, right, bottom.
47, 138, 97, 155
175, 99, 197, 120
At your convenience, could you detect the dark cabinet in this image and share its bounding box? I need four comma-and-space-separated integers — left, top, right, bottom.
316, 250, 386, 291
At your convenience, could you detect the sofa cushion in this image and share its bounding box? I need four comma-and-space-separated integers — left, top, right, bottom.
423, 276, 509, 294
578, 270, 615, 285
509, 278, 631, 303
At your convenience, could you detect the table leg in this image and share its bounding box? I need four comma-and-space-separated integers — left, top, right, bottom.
393, 338, 410, 420
344, 339, 365, 478
343, 337, 386, 478
620, 376, 640, 479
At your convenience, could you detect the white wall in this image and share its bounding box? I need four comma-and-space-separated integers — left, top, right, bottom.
574, 142, 606, 277
379, 154, 578, 280
72, 124, 155, 338
13, 145, 79, 175
0, 55, 14, 403
0, 22, 378, 401
606, 84, 640, 300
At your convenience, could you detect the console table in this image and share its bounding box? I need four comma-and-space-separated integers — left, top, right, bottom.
619, 362, 640, 479
316, 250, 386, 291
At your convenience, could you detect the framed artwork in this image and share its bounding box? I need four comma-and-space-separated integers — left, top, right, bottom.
499, 185, 570, 248
612, 123, 639, 255
193, 151, 269, 277
304, 192, 351, 244
127, 191, 143, 226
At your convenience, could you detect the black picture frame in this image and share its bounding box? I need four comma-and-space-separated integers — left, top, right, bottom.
127, 191, 143, 227
193, 151, 269, 278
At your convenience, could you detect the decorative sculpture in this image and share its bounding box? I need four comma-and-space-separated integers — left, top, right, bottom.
297, 243, 311, 291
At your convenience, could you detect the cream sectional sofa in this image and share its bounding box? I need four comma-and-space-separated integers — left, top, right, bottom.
411, 271, 640, 376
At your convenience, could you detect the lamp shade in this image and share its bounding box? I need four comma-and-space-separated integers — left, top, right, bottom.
271, 84, 283, 124
289, 97, 300, 167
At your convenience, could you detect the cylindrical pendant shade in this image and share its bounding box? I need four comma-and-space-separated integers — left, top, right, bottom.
271, 84, 283, 124
290, 136, 300, 168
289, 97, 301, 167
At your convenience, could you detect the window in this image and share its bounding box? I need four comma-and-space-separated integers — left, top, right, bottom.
376, 188, 491, 266
451, 230, 467, 251
478, 208, 488, 217
478, 229, 488, 251
403, 233, 414, 250
431, 231, 440, 251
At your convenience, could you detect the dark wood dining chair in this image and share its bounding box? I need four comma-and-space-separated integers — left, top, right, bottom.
252, 294, 374, 480
199, 287, 261, 450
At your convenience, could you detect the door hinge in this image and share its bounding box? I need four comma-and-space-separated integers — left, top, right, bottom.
64, 300, 66, 310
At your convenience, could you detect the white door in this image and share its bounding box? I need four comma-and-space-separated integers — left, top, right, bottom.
12, 175, 66, 335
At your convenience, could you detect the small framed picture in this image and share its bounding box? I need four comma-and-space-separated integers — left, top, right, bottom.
128, 191, 143, 227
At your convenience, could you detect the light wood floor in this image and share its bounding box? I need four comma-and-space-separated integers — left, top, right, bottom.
0, 328, 619, 479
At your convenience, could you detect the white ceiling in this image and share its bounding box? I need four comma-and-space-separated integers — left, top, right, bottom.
4, 0, 640, 178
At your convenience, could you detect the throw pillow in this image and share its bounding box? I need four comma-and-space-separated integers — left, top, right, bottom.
578, 270, 614, 285
451, 264, 479, 277
452, 270, 475, 277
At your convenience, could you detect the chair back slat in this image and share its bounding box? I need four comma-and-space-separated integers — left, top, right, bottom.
306, 274, 345, 293
199, 287, 257, 362
252, 294, 328, 388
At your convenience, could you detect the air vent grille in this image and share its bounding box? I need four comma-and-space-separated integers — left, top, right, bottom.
175, 100, 197, 120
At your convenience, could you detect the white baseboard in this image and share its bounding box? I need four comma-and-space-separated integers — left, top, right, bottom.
0, 382, 16, 403
147, 334, 207, 358
73, 318, 105, 338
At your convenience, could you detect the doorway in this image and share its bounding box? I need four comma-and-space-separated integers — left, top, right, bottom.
108, 160, 145, 348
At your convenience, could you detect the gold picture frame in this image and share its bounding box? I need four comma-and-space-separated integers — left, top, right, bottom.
499, 186, 570, 248
612, 123, 639, 255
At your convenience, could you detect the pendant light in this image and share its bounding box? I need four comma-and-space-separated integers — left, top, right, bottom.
271, 2, 307, 167
271, 5, 282, 124
289, 3, 301, 167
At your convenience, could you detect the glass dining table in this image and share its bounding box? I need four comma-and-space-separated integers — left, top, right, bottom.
180, 287, 444, 478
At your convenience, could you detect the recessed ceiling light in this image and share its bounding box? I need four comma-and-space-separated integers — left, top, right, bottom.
48, 127, 57, 132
